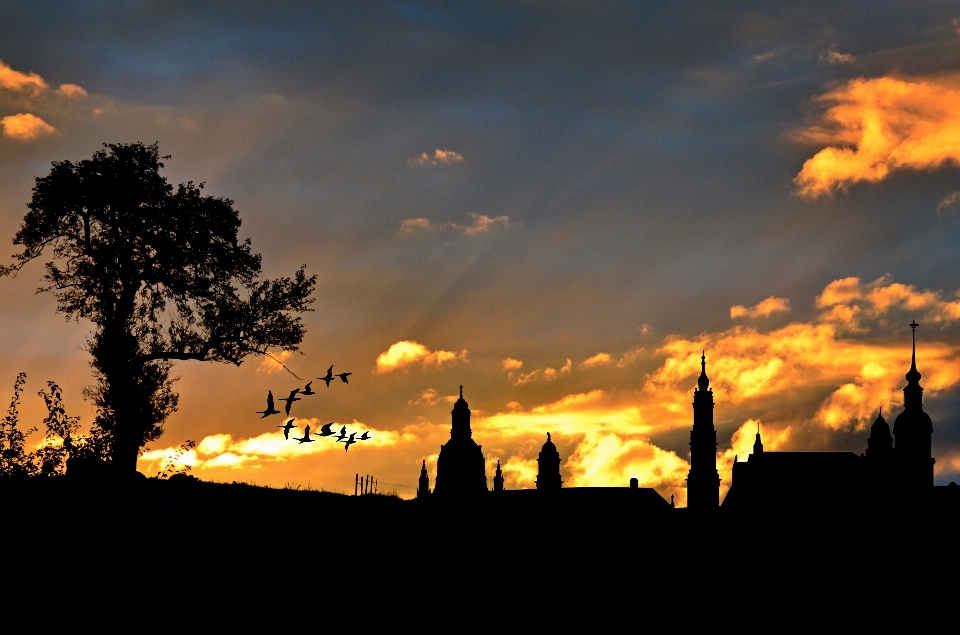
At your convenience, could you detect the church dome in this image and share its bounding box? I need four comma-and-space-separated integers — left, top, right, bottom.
452, 385, 469, 413
871, 410, 890, 436
539, 432, 559, 459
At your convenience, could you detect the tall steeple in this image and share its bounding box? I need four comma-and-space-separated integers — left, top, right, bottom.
893, 322, 935, 490
493, 459, 504, 492
686, 352, 720, 508
417, 460, 431, 498
752, 422, 764, 455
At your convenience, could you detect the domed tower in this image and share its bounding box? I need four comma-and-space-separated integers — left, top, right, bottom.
893, 322, 935, 490
686, 352, 720, 508
433, 386, 488, 496
493, 460, 504, 492
536, 433, 562, 490
867, 409, 893, 459
866, 408, 894, 490
417, 460, 431, 499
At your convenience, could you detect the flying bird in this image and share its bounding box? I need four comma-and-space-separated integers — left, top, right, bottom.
257, 391, 281, 418
279, 388, 301, 416
318, 422, 336, 437
294, 424, 315, 444
336, 372, 352, 384
342, 432, 357, 451
319, 366, 335, 388
301, 381, 316, 396
358, 431, 371, 441
334, 426, 348, 442
278, 418, 297, 440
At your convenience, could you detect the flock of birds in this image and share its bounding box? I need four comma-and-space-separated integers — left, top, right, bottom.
256, 365, 369, 451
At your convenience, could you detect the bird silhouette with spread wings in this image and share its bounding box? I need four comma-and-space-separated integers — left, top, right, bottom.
294, 424, 315, 444
279, 388, 301, 416
319, 366, 335, 388
341, 432, 357, 451
334, 425, 348, 442
336, 372, 352, 384
278, 418, 297, 440
301, 381, 316, 396
317, 422, 336, 437
257, 391, 281, 418
358, 431, 371, 441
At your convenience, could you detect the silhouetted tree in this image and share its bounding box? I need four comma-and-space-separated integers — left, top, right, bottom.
2, 143, 316, 472
0, 373, 35, 477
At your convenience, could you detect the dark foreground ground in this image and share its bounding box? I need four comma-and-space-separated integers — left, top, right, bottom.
1, 476, 957, 616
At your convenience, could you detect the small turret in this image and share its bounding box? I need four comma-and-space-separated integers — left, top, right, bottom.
417, 460, 430, 498
493, 459, 504, 492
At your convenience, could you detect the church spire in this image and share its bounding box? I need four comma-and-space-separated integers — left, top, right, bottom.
903, 321, 923, 408
493, 459, 504, 492
906, 320, 921, 384
753, 421, 764, 455
687, 351, 719, 508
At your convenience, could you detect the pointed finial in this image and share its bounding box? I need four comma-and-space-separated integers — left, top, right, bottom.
459, 385, 463, 398
906, 321, 921, 383
697, 351, 710, 391
547, 432, 551, 442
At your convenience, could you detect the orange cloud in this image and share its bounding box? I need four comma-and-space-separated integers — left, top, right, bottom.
375, 340, 467, 373
730, 296, 790, 319
256, 350, 292, 374
514, 358, 571, 385
1, 113, 54, 140
408, 148, 465, 166
501, 358, 524, 370
795, 74, 960, 199
581, 352, 612, 368
0, 60, 47, 92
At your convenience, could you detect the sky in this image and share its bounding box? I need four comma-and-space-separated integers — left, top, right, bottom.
3, 1, 960, 503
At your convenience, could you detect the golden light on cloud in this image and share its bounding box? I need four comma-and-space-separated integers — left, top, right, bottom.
0, 60, 48, 92
795, 74, 960, 199
375, 340, 467, 373
501, 357, 524, 370
1, 113, 54, 140
513, 358, 571, 385
139, 419, 404, 474
409, 148, 465, 166
730, 296, 790, 319
581, 352, 612, 368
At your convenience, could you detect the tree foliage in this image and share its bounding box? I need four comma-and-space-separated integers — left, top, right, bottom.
0, 374, 103, 477
2, 143, 316, 471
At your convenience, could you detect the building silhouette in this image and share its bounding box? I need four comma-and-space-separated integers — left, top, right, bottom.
432, 386, 488, 496
536, 433, 562, 490
724, 323, 948, 510
893, 321, 935, 490
686, 353, 719, 508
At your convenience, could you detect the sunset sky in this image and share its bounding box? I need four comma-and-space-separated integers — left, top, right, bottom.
3, 2, 960, 503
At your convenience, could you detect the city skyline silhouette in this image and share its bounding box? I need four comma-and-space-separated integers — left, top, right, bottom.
4, 4, 960, 504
